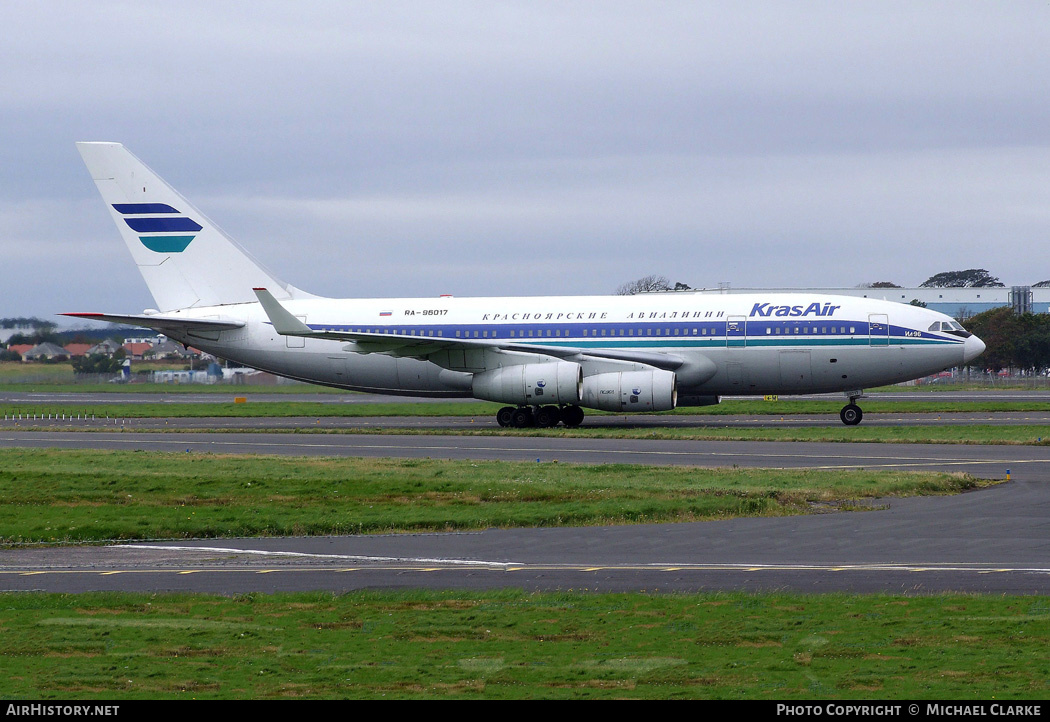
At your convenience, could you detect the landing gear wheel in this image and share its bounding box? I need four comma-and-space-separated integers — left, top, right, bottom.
535, 405, 561, 428
840, 403, 863, 426
496, 406, 515, 427
560, 405, 585, 427
511, 407, 534, 428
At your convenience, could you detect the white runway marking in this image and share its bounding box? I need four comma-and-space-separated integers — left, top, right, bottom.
118, 544, 520, 568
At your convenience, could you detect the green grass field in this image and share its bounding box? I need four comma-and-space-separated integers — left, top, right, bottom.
6, 410, 1050, 445
0, 448, 988, 543
0, 590, 1046, 699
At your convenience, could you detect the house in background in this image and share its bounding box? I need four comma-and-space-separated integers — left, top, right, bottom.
121, 342, 153, 360
86, 339, 122, 357
62, 343, 93, 358
22, 342, 70, 361
143, 339, 193, 360
5, 344, 34, 359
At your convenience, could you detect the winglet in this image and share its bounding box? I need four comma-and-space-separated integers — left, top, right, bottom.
253, 288, 313, 336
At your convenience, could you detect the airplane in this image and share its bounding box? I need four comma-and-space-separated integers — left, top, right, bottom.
67, 142, 986, 427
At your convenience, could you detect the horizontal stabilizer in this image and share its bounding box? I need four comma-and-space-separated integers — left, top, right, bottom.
62, 312, 245, 333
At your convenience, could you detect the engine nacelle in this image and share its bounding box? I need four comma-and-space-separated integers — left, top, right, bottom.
581, 369, 677, 412
472, 361, 582, 406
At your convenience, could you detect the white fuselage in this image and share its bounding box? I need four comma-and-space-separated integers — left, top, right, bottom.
160, 291, 982, 402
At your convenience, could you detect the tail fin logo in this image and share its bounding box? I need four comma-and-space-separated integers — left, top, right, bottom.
112, 203, 202, 253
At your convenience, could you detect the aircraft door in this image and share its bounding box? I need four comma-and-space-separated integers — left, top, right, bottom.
727, 316, 746, 348
778, 350, 813, 389
868, 314, 889, 346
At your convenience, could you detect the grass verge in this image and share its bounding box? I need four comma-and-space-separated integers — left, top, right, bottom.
0, 590, 1047, 699
7, 417, 1050, 445
0, 448, 988, 544
5, 399, 1050, 418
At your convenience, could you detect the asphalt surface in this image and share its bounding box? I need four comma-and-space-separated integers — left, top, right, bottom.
1, 392, 1048, 595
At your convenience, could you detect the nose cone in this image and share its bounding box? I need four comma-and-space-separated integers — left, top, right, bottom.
963, 334, 986, 364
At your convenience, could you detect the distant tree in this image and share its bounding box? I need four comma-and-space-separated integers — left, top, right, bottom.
919, 269, 1004, 288
1013, 315, 1050, 373
5, 330, 61, 346
0, 349, 21, 362
71, 354, 123, 375
616, 275, 672, 295
1033, 280, 1050, 288
0, 317, 56, 332
963, 307, 1015, 370
963, 307, 1050, 372
858, 281, 902, 288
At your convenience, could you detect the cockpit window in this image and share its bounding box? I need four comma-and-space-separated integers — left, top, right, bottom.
929, 320, 972, 338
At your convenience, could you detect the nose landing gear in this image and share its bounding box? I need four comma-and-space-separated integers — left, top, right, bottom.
840, 390, 865, 426
840, 403, 863, 425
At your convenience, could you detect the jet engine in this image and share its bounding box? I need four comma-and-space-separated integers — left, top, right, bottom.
472, 361, 582, 406
581, 369, 677, 412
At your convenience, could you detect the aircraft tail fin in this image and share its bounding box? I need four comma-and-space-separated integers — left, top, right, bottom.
76, 142, 313, 311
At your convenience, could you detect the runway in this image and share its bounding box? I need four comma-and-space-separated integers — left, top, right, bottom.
1, 399, 1048, 595
0, 428, 1044, 476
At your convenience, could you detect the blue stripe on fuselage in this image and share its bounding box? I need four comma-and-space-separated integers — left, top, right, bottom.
300, 319, 961, 346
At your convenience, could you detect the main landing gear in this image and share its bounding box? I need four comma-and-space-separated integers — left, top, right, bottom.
496, 405, 585, 428
839, 391, 865, 426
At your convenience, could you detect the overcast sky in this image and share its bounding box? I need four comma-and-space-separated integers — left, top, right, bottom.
4, 1, 1050, 319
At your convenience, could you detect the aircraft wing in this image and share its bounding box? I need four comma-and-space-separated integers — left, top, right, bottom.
253, 288, 688, 372
61, 312, 246, 333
